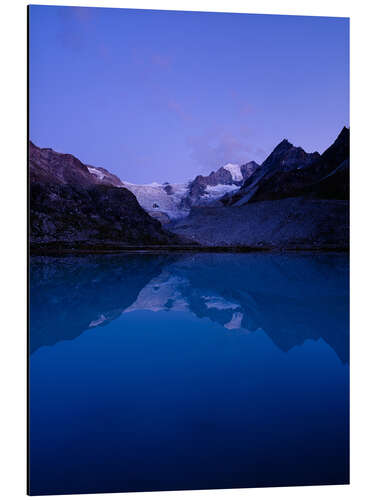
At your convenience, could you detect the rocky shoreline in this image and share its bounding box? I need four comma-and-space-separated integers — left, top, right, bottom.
30, 242, 348, 256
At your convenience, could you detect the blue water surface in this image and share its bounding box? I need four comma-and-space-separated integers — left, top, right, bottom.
29, 252, 349, 495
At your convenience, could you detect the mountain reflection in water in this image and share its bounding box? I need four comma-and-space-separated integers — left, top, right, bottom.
30, 252, 349, 362
29, 252, 349, 495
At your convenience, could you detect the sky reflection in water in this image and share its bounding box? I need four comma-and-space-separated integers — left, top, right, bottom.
29, 253, 349, 495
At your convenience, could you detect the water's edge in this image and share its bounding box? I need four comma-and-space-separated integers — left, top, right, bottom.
30, 245, 349, 255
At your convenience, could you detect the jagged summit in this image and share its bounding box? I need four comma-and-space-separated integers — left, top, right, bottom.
221, 128, 349, 208
273, 138, 294, 151
261, 139, 320, 174
338, 126, 349, 137
321, 126, 349, 167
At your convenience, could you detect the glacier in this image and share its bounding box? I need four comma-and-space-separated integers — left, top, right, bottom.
122, 181, 190, 220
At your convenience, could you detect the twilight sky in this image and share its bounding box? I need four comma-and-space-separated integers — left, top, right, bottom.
29, 6, 349, 184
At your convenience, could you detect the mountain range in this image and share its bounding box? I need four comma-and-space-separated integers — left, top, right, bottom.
169, 127, 349, 250
122, 161, 260, 223
29, 127, 349, 251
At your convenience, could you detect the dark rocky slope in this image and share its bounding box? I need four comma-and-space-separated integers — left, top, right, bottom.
225, 127, 349, 206
29, 141, 186, 249
168, 198, 348, 250
168, 129, 349, 250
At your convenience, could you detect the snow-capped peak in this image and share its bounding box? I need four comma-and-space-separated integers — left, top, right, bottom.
223, 163, 242, 182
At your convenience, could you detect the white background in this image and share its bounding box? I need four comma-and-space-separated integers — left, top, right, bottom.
1, 0, 374, 499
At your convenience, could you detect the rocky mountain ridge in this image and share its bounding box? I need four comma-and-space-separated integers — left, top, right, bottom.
224, 127, 349, 206
168, 128, 350, 250
185, 161, 259, 206
29, 141, 187, 249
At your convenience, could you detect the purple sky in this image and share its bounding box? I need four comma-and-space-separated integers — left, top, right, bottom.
29, 6, 349, 184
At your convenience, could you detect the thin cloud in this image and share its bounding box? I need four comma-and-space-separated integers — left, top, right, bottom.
240, 104, 253, 116
151, 54, 173, 69
56, 6, 93, 52
167, 99, 192, 122
187, 128, 255, 170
